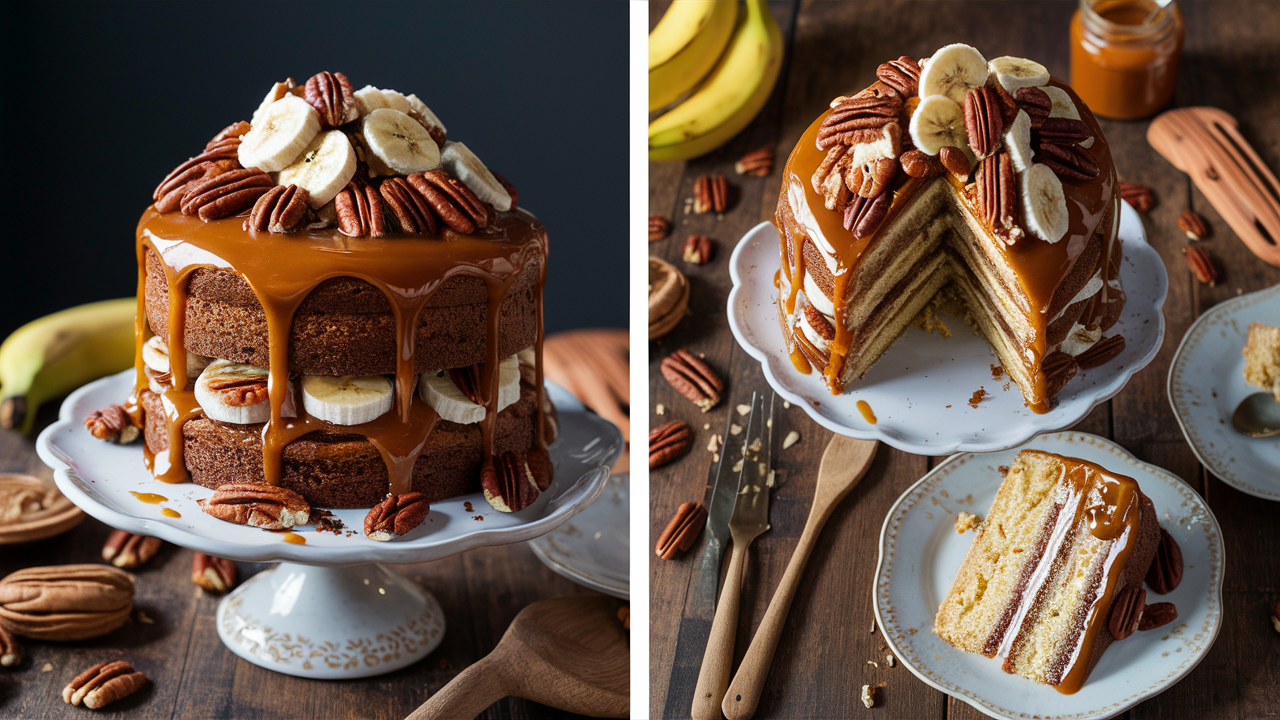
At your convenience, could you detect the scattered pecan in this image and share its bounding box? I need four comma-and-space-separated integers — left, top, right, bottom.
661, 349, 723, 412
492, 171, 518, 209
407, 169, 489, 233
847, 157, 897, 199
0, 565, 134, 641
1146, 527, 1184, 594
655, 502, 707, 560
682, 235, 713, 265
876, 56, 921, 97
180, 168, 273, 222
0, 623, 19, 667
84, 405, 139, 444
62, 660, 147, 709
964, 86, 1004, 159
206, 375, 268, 407
802, 303, 835, 341
1038, 141, 1100, 181
191, 553, 237, 593
1075, 334, 1126, 369
1119, 181, 1155, 213
818, 91, 902, 149
380, 176, 438, 234
481, 452, 539, 513
335, 182, 388, 238
1108, 585, 1146, 641
1014, 86, 1052, 129
364, 492, 431, 541
245, 184, 311, 233
198, 482, 310, 530
899, 148, 943, 179
1042, 351, 1079, 397
1138, 602, 1177, 631
842, 190, 892, 240
1178, 209, 1209, 241
649, 215, 671, 242
100, 530, 163, 569
447, 365, 483, 405
693, 174, 729, 213
1039, 117, 1093, 145
649, 420, 693, 469
734, 147, 775, 176
1182, 246, 1218, 286
304, 71, 358, 128
939, 146, 970, 178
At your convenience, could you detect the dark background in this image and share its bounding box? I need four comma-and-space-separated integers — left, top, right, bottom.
0, 0, 628, 339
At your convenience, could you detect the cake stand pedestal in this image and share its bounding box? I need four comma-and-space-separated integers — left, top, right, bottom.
37, 371, 621, 680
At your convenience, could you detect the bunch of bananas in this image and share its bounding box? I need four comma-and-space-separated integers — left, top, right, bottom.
649, 0, 783, 162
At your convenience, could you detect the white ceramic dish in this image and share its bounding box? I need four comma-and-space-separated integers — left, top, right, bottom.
529, 472, 629, 599
727, 201, 1167, 454
874, 431, 1224, 720
1168, 284, 1280, 501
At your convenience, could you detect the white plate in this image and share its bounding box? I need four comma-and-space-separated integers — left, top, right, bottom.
874, 431, 1224, 720
529, 472, 629, 599
36, 370, 622, 565
727, 201, 1167, 454
1168, 285, 1280, 500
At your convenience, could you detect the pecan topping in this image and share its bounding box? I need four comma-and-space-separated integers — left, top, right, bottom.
661, 349, 723, 412
1014, 86, 1052, 129
1038, 117, 1092, 145
802, 303, 835, 341
525, 445, 553, 492
0, 565, 134, 641
694, 173, 729, 213
492, 171, 518, 209
819, 89, 903, 149
100, 530, 162, 569
180, 168, 273, 222
191, 553, 237, 593
198, 482, 310, 530
734, 147, 775, 176
152, 125, 246, 206
848, 157, 897, 199
899, 148, 943, 179
682, 235, 713, 265
84, 405, 139, 444
1178, 209, 1209, 240
977, 152, 1013, 230
62, 660, 147, 709
207, 121, 251, 148
939, 146, 970, 178
655, 502, 707, 560
481, 452, 539, 513
380, 176, 438, 235
206, 376, 268, 406
876, 56, 921, 97
335, 182, 388, 238
1119, 181, 1155, 213
1075, 334, 1126, 369
1138, 602, 1177, 631
154, 159, 240, 213
407, 169, 489, 233
1108, 585, 1146, 641
364, 492, 431, 541
1042, 350, 1079, 398
446, 364, 484, 405
650, 420, 693, 469
992, 83, 1020, 126
245, 184, 311, 233
1145, 527, 1184, 594
0, 623, 19, 667
1038, 141, 1100, 181
964, 86, 1004, 159
842, 190, 892, 240
649, 214, 671, 242
304, 71, 358, 128
1182, 245, 1218, 286
812, 145, 852, 211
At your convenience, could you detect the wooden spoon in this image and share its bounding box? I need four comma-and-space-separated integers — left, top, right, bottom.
721, 436, 878, 720
405, 594, 629, 719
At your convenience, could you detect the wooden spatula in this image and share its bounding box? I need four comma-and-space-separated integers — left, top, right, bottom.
721, 435, 878, 720
405, 594, 629, 719
1148, 107, 1280, 267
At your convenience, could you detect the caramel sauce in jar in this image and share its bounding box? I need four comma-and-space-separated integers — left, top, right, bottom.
1070, 0, 1184, 120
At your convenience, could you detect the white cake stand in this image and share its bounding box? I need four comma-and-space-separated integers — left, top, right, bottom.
36, 371, 622, 680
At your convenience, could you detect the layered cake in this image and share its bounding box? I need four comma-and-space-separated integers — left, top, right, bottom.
775, 44, 1125, 412
933, 450, 1159, 692
128, 72, 553, 512
1243, 322, 1280, 401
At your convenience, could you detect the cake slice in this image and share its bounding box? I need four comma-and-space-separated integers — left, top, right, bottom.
934, 450, 1159, 693
1243, 322, 1280, 402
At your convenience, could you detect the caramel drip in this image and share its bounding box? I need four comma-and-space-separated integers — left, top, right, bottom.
128, 491, 168, 504
856, 399, 877, 424
161, 508, 181, 518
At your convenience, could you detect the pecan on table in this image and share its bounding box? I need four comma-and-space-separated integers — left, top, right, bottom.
682, 235, 713, 265
191, 553, 237, 593
1146, 527, 1184, 594
1075, 334, 1126, 369
1042, 351, 1079, 398
62, 660, 147, 709
649, 420, 693, 469
661, 349, 723, 412
180, 168, 273, 222
693, 174, 729, 214
876, 56, 921, 97
649, 214, 671, 242
364, 492, 431, 541
734, 147, 775, 177
0, 565, 134, 641
1107, 585, 1146, 641
304, 71, 358, 128
101, 530, 163, 569
481, 451, 539, 513
1182, 246, 1218, 286
245, 184, 311, 233
1119, 181, 1155, 213
380, 176, 437, 235
84, 405, 139, 444
335, 182, 388, 238
1178, 209, 1209, 241
655, 502, 707, 560
407, 169, 490, 234
197, 482, 310, 530
964, 86, 1004, 159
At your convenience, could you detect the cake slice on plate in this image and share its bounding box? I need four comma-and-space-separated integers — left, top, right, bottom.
1243, 321, 1280, 402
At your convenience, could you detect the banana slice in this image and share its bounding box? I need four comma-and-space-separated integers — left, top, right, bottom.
517, 346, 536, 368
1004, 110, 1033, 173
301, 375, 393, 426
353, 85, 409, 115
987, 56, 1050, 92
917, 43, 988, 103
195, 359, 294, 425
405, 93, 447, 140
1020, 163, 1069, 243
238, 95, 321, 173
909, 95, 969, 156
440, 142, 511, 212
250, 78, 298, 128
276, 130, 357, 209
142, 336, 210, 379
361, 108, 440, 175
419, 355, 520, 425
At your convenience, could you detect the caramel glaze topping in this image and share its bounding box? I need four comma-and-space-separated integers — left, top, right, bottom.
775, 80, 1121, 412
127, 206, 549, 499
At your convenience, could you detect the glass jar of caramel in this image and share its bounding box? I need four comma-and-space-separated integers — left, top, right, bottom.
1070, 0, 1184, 120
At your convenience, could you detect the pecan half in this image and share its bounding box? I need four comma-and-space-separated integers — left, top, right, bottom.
525, 445, 553, 492
0, 565, 134, 641
152, 133, 245, 205
0, 623, 19, 667
62, 660, 147, 709
650, 420, 693, 469
843, 190, 892, 240
191, 553, 237, 593
446, 365, 483, 405
876, 56, 921, 97
802, 303, 835, 341
682, 235, 713, 265
206, 376, 268, 407
380, 176, 438, 235
492, 171, 518, 209
407, 169, 489, 233
1038, 141, 1100, 181
245, 184, 311, 233
655, 502, 707, 560
1014, 86, 1052, 129
154, 159, 241, 213
693, 174, 729, 213
1145, 527, 1184, 594
964, 86, 1004, 159
1178, 209, 1209, 240
939, 146, 970, 178
207, 121, 251, 148
1138, 602, 1177, 631
977, 151, 1015, 232
101, 530, 163, 569
848, 157, 897, 199
1119, 181, 1155, 213
661, 349, 723, 412
481, 452, 539, 513
335, 182, 388, 238
180, 168, 273, 222
1182, 246, 1217, 286
814, 145, 853, 211
993, 83, 1020, 126
1042, 351, 1079, 397
1075, 334, 1126, 369
1039, 117, 1093, 145
198, 482, 310, 530
364, 492, 431, 541
734, 147, 775, 176
818, 91, 902, 149
649, 214, 671, 242
1108, 585, 1146, 641
84, 405, 139, 444
304, 71, 358, 128
899, 148, 943, 178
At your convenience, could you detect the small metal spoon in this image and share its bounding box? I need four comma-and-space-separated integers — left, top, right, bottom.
1231, 392, 1280, 437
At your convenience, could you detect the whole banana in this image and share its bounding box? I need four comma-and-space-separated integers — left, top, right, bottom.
0, 298, 137, 435
649, 0, 738, 112
648, 0, 783, 162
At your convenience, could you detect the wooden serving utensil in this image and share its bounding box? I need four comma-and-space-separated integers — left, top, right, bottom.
405, 594, 628, 720
1148, 107, 1280, 267
721, 435, 878, 720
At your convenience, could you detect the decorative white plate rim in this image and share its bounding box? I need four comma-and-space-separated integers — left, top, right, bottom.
36, 370, 622, 565
528, 472, 629, 599
726, 201, 1167, 454
1167, 284, 1280, 501
874, 431, 1224, 720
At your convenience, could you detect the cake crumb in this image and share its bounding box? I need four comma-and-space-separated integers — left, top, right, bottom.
707, 434, 722, 453
656, 403, 665, 415
313, 509, 345, 534
730, 423, 742, 435
782, 430, 800, 449
703, 423, 710, 430
472, 515, 484, 521
968, 387, 991, 408
766, 470, 776, 487
464, 501, 473, 512
136, 610, 154, 625
866, 660, 879, 668
732, 458, 744, 473
997, 465, 1010, 475
783, 401, 791, 408
907, 628, 917, 635
712, 453, 720, 463
870, 622, 877, 634
955, 511, 981, 533
736, 404, 752, 416
990, 364, 1004, 379
42, 662, 53, 672
886, 654, 896, 667
861, 684, 876, 708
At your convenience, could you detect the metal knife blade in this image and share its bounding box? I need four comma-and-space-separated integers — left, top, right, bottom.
727, 392, 771, 544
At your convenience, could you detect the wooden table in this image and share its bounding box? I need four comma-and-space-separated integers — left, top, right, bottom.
0, 408, 621, 719
648, 2, 1280, 718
